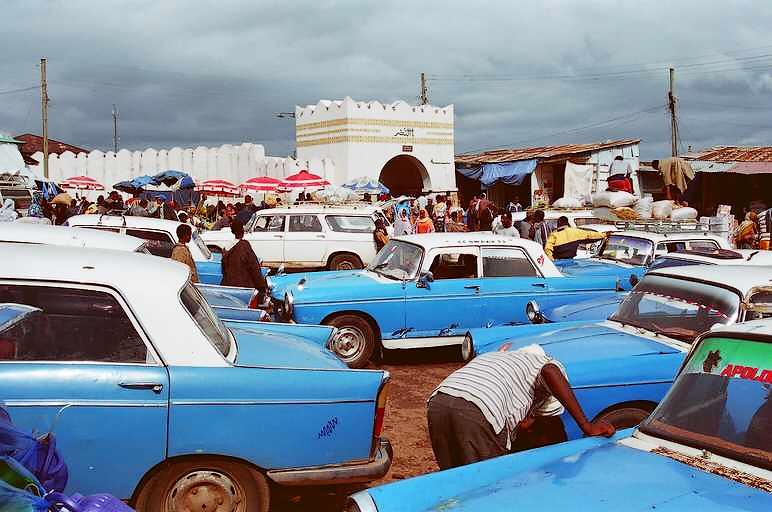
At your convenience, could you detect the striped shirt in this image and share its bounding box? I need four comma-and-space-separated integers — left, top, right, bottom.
432, 345, 565, 448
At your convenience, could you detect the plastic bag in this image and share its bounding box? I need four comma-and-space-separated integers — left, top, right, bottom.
552, 197, 584, 209
652, 200, 674, 220
0, 457, 48, 512
46, 492, 136, 512
671, 206, 698, 221
591, 191, 636, 208
0, 408, 68, 492
633, 197, 653, 219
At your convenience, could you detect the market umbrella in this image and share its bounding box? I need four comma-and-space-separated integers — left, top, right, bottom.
196, 178, 240, 196
278, 170, 330, 192
342, 176, 389, 195
59, 175, 105, 191
113, 175, 156, 195
152, 170, 195, 190
239, 176, 281, 193
51, 192, 73, 206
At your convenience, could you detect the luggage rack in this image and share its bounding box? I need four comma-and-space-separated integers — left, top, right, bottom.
612, 219, 714, 235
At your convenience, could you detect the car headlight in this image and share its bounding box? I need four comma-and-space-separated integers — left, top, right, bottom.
526, 300, 543, 324
284, 291, 294, 321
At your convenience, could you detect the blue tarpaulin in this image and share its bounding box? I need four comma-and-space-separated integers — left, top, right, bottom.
456, 166, 484, 180
480, 159, 537, 187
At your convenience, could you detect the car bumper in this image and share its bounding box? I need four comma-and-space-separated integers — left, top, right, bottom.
266, 438, 392, 487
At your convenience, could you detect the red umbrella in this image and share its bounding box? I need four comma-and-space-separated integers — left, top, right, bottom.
60, 175, 105, 191
239, 176, 281, 193
195, 178, 239, 196
279, 170, 330, 191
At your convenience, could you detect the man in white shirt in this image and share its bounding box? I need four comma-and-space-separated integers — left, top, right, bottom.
427, 345, 615, 469
493, 212, 520, 237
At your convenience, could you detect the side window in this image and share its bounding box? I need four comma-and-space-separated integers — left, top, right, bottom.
0, 284, 149, 363
288, 215, 322, 233
253, 215, 285, 232
746, 290, 772, 320
326, 215, 375, 233
688, 240, 719, 251
481, 247, 539, 277
126, 229, 175, 258
664, 242, 688, 253
428, 251, 478, 280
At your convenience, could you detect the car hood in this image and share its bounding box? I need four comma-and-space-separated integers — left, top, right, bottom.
227, 323, 346, 369
542, 293, 626, 322
270, 269, 402, 304
476, 322, 684, 387
556, 258, 643, 286
365, 433, 770, 511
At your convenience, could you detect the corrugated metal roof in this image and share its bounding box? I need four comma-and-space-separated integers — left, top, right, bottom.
455, 138, 640, 165
685, 146, 772, 162
726, 162, 772, 174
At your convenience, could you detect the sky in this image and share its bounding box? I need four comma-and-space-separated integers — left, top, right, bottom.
1, 0, 772, 160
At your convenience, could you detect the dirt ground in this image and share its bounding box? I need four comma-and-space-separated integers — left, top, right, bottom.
272, 347, 462, 511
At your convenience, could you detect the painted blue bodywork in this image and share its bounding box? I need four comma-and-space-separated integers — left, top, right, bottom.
270, 268, 629, 344
538, 292, 626, 323
1, 320, 386, 500
555, 257, 644, 290
360, 430, 771, 511
468, 321, 684, 439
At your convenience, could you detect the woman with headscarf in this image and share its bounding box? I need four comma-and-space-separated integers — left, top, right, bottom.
736, 211, 759, 249
393, 208, 414, 235
27, 192, 45, 218
415, 208, 435, 234
373, 218, 389, 251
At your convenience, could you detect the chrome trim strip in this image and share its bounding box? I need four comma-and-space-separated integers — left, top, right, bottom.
381, 335, 464, 350
171, 398, 373, 406
3, 400, 165, 407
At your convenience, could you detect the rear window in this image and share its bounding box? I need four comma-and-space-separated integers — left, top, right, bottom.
326, 215, 375, 233
126, 229, 175, 258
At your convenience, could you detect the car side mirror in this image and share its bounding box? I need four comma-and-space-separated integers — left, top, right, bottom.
417, 271, 434, 288
276, 264, 286, 276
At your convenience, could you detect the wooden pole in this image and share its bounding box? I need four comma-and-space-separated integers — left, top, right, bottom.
40, 58, 49, 179
420, 72, 428, 105
668, 67, 678, 157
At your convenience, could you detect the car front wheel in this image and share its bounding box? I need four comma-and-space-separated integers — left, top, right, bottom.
134, 457, 270, 512
595, 406, 651, 430
325, 314, 376, 368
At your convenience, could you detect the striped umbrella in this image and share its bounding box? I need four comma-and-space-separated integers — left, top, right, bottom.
195, 178, 239, 196
60, 175, 105, 191
278, 170, 330, 192
239, 176, 281, 193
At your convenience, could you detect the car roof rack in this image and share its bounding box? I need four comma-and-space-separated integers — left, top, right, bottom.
612, 219, 715, 235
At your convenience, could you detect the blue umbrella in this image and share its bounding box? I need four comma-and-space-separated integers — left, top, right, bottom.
342, 177, 389, 194
153, 170, 194, 189
114, 175, 156, 194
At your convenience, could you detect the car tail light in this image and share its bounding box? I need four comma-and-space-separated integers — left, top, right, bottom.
248, 291, 260, 309
373, 375, 390, 439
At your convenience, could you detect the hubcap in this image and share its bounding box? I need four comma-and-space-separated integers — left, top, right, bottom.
165, 469, 244, 512
336, 260, 355, 270
333, 326, 366, 361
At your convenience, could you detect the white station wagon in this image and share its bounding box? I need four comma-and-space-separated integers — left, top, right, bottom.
201, 204, 390, 271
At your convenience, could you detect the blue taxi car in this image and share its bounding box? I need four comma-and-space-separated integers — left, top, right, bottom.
465, 265, 772, 439
0, 244, 391, 512
269, 233, 631, 368
347, 320, 772, 512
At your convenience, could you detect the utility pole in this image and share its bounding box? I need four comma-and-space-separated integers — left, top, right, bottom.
112, 104, 119, 152
420, 72, 428, 105
667, 67, 679, 157
40, 58, 49, 179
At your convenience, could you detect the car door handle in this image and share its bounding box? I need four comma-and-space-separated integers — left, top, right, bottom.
273, 234, 283, 238
315, 234, 326, 238
531, 282, 547, 288
118, 382, 164, 393
464, 285, 480, 290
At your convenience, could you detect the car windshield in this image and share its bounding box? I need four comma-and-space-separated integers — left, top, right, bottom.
609, 274, 740, 342
367, 240, 423, 280
640, 336, 771, 471
180, 282, 234, 360
191, 230, 211, 260
598, 235, 653, 266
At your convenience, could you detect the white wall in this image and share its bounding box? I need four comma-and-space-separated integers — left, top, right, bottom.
295, 97, 456, 192
29, 142, 336, 190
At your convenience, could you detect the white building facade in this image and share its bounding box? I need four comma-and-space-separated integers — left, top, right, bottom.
295, 97, 456, 195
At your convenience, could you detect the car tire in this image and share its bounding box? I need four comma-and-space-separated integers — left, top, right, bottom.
328, 253, 363, 271
458, 333, 475, 363
133, 457, 270, 512
325, 314, 376, 368
595, 406, 651, 430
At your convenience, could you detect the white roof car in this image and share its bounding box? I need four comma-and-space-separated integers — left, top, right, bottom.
201, 204, 389, 271
0, 222, 146, 253
649, 248, 772, 270
65, 214, 212, 262
591, 229, 730, 268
